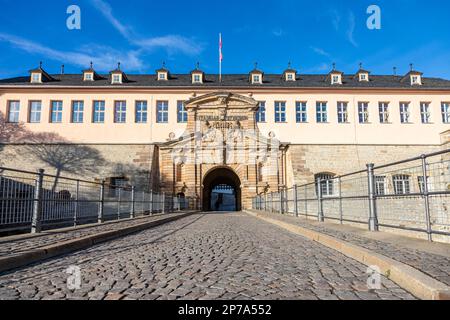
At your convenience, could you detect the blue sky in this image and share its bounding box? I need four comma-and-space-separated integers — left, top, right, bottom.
0, 0, 449, 79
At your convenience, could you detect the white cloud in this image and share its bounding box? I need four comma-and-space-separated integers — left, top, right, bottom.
310, 46, 332, 58
272, 29, 284, 37
0, 32, 144, 71
90, 0, 203, 56
346, 12, 358, 48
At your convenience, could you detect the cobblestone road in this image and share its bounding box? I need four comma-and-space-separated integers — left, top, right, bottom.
0, 213, 415, 300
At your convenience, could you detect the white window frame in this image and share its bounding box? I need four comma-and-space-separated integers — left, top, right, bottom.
316, 102, 328, 123
177, 101, 188, 123
135, 101, 148, 123
50, 101, 63, 123
157, 100, 169, 123
420, 102, 431, 124
112, 74, 122, 84
358, 102, 369, 124
442, 102, 450, 124
72, 101, 84, 123
379, 102, 390, 123
296, 101, 307, 123
393, 175, 411, 195
93, 101, 105, 123
400, 102, 411, 124
29, 101, 42, 123
337, 102, 348, 123
375, 176, 386, 196
256, 101, 266, 123
7, 101, 20, 123
31, 73, 41, 83
114, 101, 127, 123
274, 101, 286, 123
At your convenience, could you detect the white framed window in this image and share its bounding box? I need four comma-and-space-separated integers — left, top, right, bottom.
375, 176, 386, 196
275, 101, 286, 123
411, 75, 421, 85
256, 101, 266, 123
296, 101, 307, 123
193, 74, 201, 83
50, 101, 63, 123
420, 102, 431, 124
286, 73, 295, 81
316, 102, 328, 123
135, 101, 147, 123
93, 101, 105, 123
337, 102, 348, 123
112, 74, 122, 84
358, 102, 369, 123
7, 101, 20, 123
177, 101, 188, 123
29, 101, 42, 123
72, 101, 84, 123
157, 101, 169, 123
114, 101, 127, 123
31, 73, 41, 83
84, 73, 93, 81
359, 73, 368, 81
400, 102, 411, 123
379, 102, 390, 123
393, 175, 410, 195
315, 173, 335, 197
252, 75, 261, 84
442, 102, 450, 124
158, 73, 167, 80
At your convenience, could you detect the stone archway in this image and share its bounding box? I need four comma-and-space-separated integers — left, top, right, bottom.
202, 167, 242, 212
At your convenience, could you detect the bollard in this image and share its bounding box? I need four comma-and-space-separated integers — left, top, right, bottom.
162, 193, 166, 214
31, 169, 45, 234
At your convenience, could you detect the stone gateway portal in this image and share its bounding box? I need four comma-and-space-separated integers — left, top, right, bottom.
159, 92, 286, 211
202, 167, 241, 212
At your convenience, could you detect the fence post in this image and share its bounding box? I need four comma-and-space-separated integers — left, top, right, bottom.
270, 193, 273, 213
31, 169, 44, 234
421, 155, 433, 241
279, 190, 283, 215
367, 164, 379, 231
98, 180, 105, 224
264, 193, 267, 212
178, 195, 181, 211
74, 180, 80, 227
162, 193, 166, 214
149, 190, 153, 215
130, 186, 136, 219
338, 177, 343, 224
317, 178, 324, 222
294, 185, 299, 217
117, 187, 122, 220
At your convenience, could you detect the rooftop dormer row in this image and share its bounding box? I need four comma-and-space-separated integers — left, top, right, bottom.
29, 62, 425, 87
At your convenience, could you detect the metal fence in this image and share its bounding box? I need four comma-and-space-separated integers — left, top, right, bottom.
252, 149, 450, 242
0, 167, 195, 234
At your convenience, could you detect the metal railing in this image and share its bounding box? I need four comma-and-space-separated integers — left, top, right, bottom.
0, 167, 195, 235
252, 149, 450, 242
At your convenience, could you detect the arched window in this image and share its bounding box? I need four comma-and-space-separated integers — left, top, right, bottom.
315, 173, 335, 197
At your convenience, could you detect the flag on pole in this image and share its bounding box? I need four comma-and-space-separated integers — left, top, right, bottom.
219, 33, 223, 82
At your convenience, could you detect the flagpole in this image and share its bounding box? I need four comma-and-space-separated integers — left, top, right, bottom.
219, 33, 222, 83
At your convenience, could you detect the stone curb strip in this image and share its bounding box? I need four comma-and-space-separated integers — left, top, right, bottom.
0, 212, 197, 274
245, 210, 450, 301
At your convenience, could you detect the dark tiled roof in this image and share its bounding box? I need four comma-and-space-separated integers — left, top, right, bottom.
1, 73, 450, 89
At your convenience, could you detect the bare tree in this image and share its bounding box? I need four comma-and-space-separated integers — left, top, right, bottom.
0, 113, 105, 191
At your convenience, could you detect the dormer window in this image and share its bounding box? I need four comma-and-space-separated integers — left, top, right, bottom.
411, 75, 422, 86
84, 72, 94, 81
156, 63, 170, 81
112, 74, 122, 84
193, 74, 201, 83
31, 73, 41, 83
252, 74, 262, 84
158, 72, 167, 80
283, 63, 297, 82
190, 63, 204, 84
359, 73, 368, 82
331, 74, 341, 85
